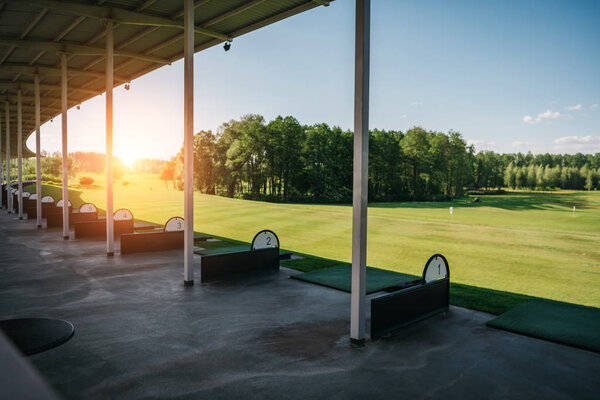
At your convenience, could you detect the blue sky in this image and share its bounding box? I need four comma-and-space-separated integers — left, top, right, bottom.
29, 0, 600, 163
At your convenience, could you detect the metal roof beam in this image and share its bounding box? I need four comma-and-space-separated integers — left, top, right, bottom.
0, 38, 171, 65
0, 63, 126, 81
200, 0, 267, 27
0, 81, 99, 95
12, 0, 230, 41
0, 7, 49, 65
1, 93, 62, 104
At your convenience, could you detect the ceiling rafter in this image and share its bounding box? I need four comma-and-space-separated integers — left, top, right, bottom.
77, 0, 210, 73
0, 7, 49, 65
1, 92, 65, 103
0, 81, 101, 95
200, 0, 268, 28
0, 63, 126, 81
11, 0, 230, 41
0, 38, 171, 65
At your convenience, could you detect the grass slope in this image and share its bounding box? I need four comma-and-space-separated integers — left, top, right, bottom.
34, 173, 600, 309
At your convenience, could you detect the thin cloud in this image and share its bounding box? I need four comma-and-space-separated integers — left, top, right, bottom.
467, 139, 496, 150
565, 104, 582, 111
400, 114, 407, 118
512, 140, 537, 148
591, 104, 599, 109
523, 109, 562, 124
410, 101, 423, 106
553, 136, 600, 153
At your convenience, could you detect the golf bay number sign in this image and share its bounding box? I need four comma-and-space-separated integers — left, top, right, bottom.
424, 254, 449, 283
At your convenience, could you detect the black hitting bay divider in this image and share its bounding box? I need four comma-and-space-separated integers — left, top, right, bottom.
200, 247, 279, 283
200, 230, 280, 283
121, 217, 185, 255
47, 210, 98, 228
74, 209, 134, 239
371, 254, 450, 339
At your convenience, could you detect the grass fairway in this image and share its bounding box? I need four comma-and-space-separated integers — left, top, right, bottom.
34, 173, 600, 309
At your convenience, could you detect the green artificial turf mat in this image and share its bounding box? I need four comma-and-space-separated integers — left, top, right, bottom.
486, 300, 600, 353
280, 256, 341, 272
195, 245, 250, 255
291, 264, 420, 294
195, 245, 291, 257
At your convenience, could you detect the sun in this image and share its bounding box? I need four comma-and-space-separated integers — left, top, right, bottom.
119, 152, 139, 169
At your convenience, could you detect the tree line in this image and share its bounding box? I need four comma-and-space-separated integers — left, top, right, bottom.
163, 114, 600, 202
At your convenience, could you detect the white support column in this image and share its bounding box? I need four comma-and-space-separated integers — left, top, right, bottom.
17, 89, 23, 220
350, 0, 370, 346
60, 53, 69, 239
105, 20, 114, 256
35, 74, 42, 228
183, 0, 194, 285
5, 101, 10, 214
0, 106, 2, 210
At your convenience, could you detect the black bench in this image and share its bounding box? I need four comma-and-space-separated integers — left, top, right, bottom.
370, 254, 450, 339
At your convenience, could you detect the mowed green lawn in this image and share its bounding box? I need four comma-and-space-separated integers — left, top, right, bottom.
35, 173, 600, 308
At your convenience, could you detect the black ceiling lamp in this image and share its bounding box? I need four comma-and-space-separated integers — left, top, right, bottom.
223, 41, 231, 52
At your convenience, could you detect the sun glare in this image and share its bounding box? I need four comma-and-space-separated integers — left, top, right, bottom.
119, 153, 138, 169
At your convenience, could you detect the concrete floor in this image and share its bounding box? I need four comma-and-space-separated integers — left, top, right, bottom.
0, 212, 599, 400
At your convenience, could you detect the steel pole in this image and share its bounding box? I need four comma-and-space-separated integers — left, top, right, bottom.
61, 53, 69, 239
350, 0, 370, 346
17, 89, 23, 220
183, 0, 195, 285
0, 105, 2, 209
5, 102, 10, 214
35, 74, 42, 227
105, 20, 114, 256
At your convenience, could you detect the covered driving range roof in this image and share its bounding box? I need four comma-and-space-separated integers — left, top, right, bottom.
0, 0, 332, 158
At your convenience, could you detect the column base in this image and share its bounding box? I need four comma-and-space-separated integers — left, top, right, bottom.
19, 216, 22, 220
184, 280, 194, 287
350, 338, 365, 347
107, 252, 114, 257
63, 236, 69, 240
37, 225, 42, 228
